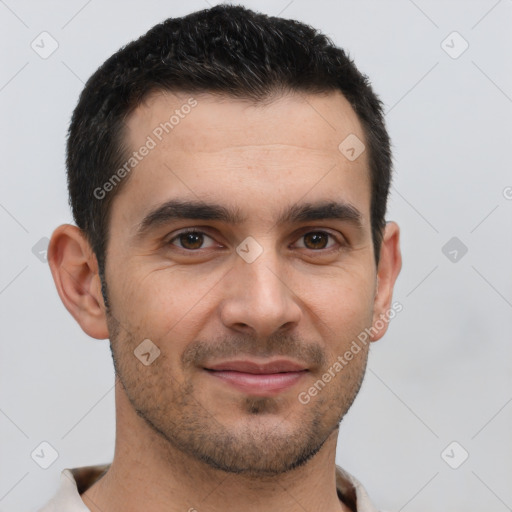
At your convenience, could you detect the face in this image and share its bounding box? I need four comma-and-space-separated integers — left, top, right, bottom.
104, 90, 379, 475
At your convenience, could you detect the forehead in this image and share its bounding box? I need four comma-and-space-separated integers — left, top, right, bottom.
113, 90, 371, 230
128, 89, 366, 157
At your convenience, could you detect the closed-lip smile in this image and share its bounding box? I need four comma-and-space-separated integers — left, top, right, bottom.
203, 359, 309, 396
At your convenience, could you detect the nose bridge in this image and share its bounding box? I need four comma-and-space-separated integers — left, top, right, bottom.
220, 238, 301, 336
243, 249, 285, 304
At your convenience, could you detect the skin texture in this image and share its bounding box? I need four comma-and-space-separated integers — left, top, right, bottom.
49, 90, 401, 512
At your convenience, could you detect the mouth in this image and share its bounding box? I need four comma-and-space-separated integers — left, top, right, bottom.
203, 359, 309, 396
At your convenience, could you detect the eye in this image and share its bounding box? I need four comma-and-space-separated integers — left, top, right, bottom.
166, 229, 342, 253
169, 230, 218, 250
294, 231, 339, 250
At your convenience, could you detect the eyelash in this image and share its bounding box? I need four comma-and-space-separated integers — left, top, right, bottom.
167, 228, 344, 253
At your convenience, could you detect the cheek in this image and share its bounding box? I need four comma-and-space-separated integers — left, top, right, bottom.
299, 271, 375, 354
107, 264, 222, 346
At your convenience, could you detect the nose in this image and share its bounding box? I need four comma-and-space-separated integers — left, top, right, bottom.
219, 247, 302, 339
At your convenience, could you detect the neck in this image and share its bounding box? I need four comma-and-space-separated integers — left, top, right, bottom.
81, 383, 350, 512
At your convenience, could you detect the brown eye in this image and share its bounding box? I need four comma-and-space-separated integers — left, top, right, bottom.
169, 231, 216, 250
302, 232, 330, 250
179, 232, 204, 249
295, 231, 339, 251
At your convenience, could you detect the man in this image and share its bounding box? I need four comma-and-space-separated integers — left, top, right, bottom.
42, 4, 401, 511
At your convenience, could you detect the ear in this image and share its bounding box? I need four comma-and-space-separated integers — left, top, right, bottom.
48, 224, 109, 340
370, 221, 402, 342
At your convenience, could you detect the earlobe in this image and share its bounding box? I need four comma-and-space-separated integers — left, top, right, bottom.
370, 221, 402, 342
48, 224, 109, 340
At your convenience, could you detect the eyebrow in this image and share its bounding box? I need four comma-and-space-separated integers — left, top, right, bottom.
136, 199, 363, 236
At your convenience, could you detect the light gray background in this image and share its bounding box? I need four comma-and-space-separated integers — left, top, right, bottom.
1, 1, 511, 511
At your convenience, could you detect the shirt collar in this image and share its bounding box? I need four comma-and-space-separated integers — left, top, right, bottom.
38, 464, 379, 512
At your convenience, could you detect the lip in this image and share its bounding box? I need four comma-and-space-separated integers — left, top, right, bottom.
203, 359, 308, 396
205, 359, 307, 374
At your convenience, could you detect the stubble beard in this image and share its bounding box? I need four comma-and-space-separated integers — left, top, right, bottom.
106, 311, 369, 477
